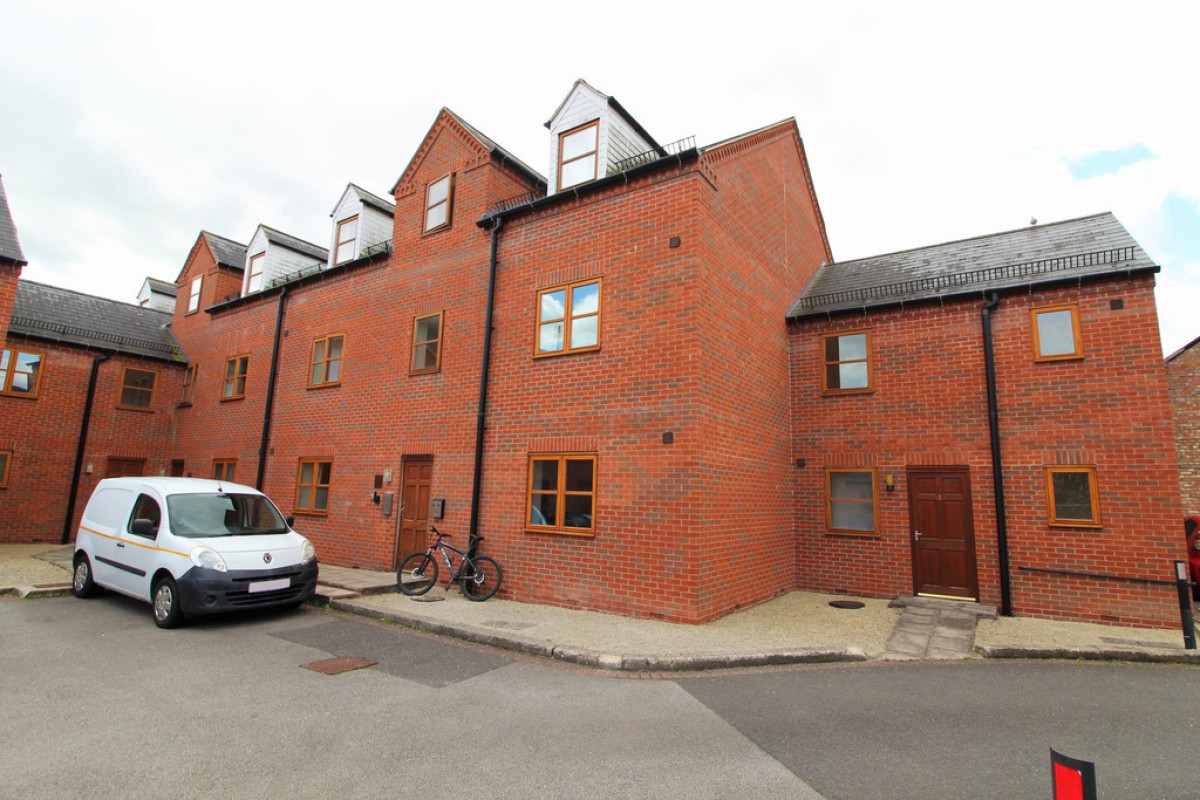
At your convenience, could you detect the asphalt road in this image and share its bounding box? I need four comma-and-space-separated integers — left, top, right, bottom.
3, 595, 1197, 799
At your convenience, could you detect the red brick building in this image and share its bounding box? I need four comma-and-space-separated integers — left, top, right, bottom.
0, 83, 1187, 626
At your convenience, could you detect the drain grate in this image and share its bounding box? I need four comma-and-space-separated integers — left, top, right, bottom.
828, 600, 866, 610
302, 656, 377, 675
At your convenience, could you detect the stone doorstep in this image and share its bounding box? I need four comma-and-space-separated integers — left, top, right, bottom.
890, 595, 998, 619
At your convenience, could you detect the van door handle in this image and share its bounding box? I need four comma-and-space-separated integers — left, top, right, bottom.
117, 542, 126, 548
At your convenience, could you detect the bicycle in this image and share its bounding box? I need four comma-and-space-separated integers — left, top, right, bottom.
396, 524, 503, 601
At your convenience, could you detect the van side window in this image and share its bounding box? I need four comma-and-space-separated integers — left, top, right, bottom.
129, 494, 162, 537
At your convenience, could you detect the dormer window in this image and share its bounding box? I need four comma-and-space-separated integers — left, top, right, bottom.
424, 174, 454, 233
187, 276, 202, 314
246, 252, 265, 294
335, 216, 358, 264
558, 121, 599, 191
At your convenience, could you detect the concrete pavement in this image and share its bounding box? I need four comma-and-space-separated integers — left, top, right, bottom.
4, 543, 1198, 669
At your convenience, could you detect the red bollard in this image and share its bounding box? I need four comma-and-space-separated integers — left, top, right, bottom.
1051, 749, 1097, 800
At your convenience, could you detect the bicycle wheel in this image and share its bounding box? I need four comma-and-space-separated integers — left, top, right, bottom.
397, 552, 438, 596
461, 555, 502, 601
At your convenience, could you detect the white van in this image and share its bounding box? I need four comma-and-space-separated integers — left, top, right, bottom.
72, 477, 319, 628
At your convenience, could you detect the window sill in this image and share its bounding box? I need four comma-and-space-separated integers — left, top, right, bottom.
293, 509, 328, 517
307, 382, 342, 390
409, 367, 442, 377
1047, 521, 1102, 530
220, 396, 245, 402
525, 527, 595, 538
533, 346, 601, 360
0, 393, 39, 400
176, 401, 193, 409
824, 530, 881, 539
821, 388, 874, 397
116, 405, 156, 413
1034, 355, 1085, 364
421, 223, 452, 237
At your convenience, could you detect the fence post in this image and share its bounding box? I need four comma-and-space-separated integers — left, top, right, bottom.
1173, 560, 1196, 650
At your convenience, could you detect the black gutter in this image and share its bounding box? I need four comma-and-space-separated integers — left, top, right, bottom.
256, 285, 289, 490
467, 216, 503, 555
982, 292, 1013, 616
62, 352, 111, 544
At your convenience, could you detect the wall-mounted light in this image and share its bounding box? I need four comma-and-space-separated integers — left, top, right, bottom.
885, 473, 895, 492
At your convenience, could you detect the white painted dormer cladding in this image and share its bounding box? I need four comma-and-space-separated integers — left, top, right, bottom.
328, 185, 395, 268
546, 81, 658, 195
241, 225, 328, 297
137, 278, 176, 312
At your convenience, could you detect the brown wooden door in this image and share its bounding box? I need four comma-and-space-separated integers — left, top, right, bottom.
397, 457, 433, 565
907, 466, 979, 600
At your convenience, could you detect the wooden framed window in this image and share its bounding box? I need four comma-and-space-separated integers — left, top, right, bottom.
212, 459, 237, 482
1032, 303, 1083, 361
309, 334, 345, 387
536, 279, 601, 356
187, 275, 203, 314
118, 367, 157, 410
1045, 466, 1101, 527
527, 453, 596, 535
558, 120, 599, 191
223, 355, 249, 400
0, 348, 45, 397
424, 175, 454, 233
411, 312, 443, 374
180, 365, 196, 405
296, 458, 333, 514
825, 467, 878, 534
334, 216, 358, 264
821, 330, 872, 394
0, 449, 11, 488
246, 252, 265, 294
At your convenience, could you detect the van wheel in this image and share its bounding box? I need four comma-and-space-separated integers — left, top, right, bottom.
72, 554, 101, 598
152, 576, 183, 629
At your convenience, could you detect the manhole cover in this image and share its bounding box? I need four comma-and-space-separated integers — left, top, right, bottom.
828, 600, 865, 610
303, 656, 377, 675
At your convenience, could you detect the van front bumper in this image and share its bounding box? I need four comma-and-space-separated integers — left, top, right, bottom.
176, 560, 319, 615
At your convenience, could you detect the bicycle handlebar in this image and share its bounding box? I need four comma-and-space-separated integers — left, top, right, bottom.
427, 524, 483, 543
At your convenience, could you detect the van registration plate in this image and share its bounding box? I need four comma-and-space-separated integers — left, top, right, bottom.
249, 578, 290, 593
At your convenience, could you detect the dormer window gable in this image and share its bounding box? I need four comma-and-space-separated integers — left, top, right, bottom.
328, 184, 395, 268
546, 80, 663, 196
241, 225, 329, 297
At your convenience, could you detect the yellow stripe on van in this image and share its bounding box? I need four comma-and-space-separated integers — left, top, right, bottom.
77, 525, 189, 560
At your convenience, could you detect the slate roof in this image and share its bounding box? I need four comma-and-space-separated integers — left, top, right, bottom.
8, 280, 184, 362
144, 277, 177, 297
349, 184, 395, 216
203, 231, 247, 270
788, 213, 1156, 319
259, 225, 328, 262
0, 175, 27, 267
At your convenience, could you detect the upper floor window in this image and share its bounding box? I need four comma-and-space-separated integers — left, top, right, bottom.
424, 175, 454, 233
296, 458, 332, 514
246, 253, 265, 294
180, 365, 196, 405
223, 355, 249, 400
187, 275, 203, 314
118, 367, 157, 410
412, 312, 443, 374
335, 216, 358, 264
212, 459, 237, 482
1032, 303, 1082, 361
1045, 466, 1100, 527
536, 279, 600, 356
527, 453, 596, 535
0, 449, 11, 488
0, 348, 44, 398
558, 121, 599, 191
825, 467, 877, 534
821, 330, 872, 394
310, 334, 344, 387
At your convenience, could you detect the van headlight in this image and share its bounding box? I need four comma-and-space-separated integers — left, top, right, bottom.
190, 546, 228, 573
299, 537, 316, 565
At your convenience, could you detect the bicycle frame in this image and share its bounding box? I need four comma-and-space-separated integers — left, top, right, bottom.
428, 529, 478, 585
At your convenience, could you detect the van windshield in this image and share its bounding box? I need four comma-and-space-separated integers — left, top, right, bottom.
167, 493, 288, 538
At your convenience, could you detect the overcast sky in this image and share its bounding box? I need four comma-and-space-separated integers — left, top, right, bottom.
2, 0, 1197, 354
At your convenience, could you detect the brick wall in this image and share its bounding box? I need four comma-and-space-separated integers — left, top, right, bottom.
1167, 340, 1200, 514
790, 274, 1185, 627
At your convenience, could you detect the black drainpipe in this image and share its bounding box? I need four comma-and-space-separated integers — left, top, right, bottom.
982, 292, 1013, 616
61, 351, 112, 544
468, 215, 503, 555
257, 285, 289, 490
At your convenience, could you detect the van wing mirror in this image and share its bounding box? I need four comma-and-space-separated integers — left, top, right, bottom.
285, 516, 295, 528
131, 518, 157, 537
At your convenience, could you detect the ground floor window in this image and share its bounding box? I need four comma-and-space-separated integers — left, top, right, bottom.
527, 453, 595, 534
825, 467, 877, 533
1045, 465, 1100, 527
296, 458, 332, 514
212, 459, 237, 482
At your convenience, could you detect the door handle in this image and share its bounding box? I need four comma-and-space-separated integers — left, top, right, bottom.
914, 530, 922, 541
